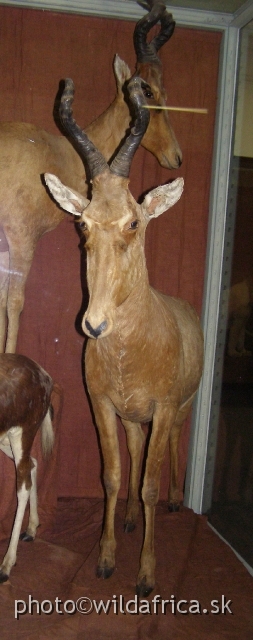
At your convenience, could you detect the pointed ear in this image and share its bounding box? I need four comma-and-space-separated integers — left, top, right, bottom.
113, 54, 131, 93
142, 178, 184, 220
44, 173, 90, 216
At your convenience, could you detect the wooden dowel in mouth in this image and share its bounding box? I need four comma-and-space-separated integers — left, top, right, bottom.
143, 105, 208, 114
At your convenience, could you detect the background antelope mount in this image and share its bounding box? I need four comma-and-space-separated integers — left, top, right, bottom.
0, 0, 181, 354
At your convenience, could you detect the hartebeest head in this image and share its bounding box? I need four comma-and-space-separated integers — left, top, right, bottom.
88, 1, 182, 170
45, 76, 183, 339
133, 0, 182, 169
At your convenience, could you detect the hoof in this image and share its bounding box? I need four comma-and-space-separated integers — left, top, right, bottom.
19, 532, 34, 542
124, 521, 136, 533
136, 579, 154, 598
0, 570, 9, 584
96, 564, 114, 580
168, 502, 180, 513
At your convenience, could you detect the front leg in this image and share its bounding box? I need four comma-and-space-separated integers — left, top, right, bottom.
92, 396, 121, 579
137, 405, 177, 597
121, 419, 145, 532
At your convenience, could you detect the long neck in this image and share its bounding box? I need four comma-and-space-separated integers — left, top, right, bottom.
84, 96, 131, 162
115, 271, 152, 338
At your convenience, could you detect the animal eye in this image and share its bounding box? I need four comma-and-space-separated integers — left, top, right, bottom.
141, 82, 154, 100
79, 220, 88, 232
129, 220, 138, 230
144, 88, 154, 99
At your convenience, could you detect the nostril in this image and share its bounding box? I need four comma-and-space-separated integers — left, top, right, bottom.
177, 154, 182, 167
85, 319, 108, 338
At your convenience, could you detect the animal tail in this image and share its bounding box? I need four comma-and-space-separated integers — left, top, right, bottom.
40, 382, 63, 457
41, 407, 54, 458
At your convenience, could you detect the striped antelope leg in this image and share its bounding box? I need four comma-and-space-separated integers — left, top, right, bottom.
0, 427, 35, 581
0, 355, 54, 583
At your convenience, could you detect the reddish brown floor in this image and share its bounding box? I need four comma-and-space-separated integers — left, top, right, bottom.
0, 498, 252, 639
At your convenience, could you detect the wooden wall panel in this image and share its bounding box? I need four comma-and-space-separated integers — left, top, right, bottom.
0, 6, 221, 512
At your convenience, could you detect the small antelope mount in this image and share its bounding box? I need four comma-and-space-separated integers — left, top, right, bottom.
0, 354, 54, 583
0, 0, 181, 354
46, 75, 203, 597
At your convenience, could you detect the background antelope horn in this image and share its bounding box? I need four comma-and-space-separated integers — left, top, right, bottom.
110, 77, 150, 178
59, 78, 108, 179
134, 1, 175, 64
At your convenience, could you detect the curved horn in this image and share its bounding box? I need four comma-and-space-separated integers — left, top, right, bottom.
59, 78, 108, 179
110, 77, 150, 178
134, 1, 175, 64
151, 11, 175, 53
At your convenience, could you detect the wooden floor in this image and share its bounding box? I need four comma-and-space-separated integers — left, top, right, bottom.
0, 498, 252, 639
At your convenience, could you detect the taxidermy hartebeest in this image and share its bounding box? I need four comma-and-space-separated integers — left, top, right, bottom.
45, 74, 203, 597
0, 0, 181, 354
0, 354, 54, 582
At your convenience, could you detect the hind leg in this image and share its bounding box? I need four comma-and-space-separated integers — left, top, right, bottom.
20, 457, 39, 541
0, 428, 32, 582
168, 395, 195, 512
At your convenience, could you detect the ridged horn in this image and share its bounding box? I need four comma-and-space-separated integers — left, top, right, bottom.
134, 1, 175, 64
110, 77, 150, 178
59, 78, 108, 179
